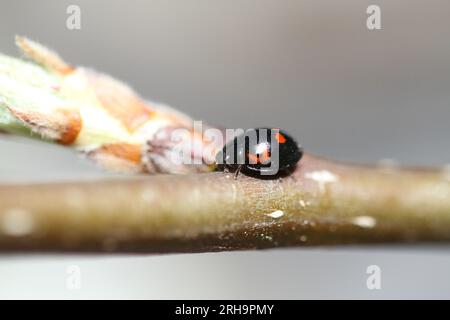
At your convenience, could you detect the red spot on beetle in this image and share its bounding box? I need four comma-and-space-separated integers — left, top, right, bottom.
275, 132, 286, 144
247, 147, 271, 164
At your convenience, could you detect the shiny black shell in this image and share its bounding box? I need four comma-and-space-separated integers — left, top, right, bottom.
215, 128, 302, 177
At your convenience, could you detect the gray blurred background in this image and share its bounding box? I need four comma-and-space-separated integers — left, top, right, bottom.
1, 0, 450, 299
